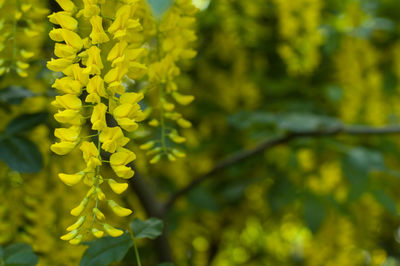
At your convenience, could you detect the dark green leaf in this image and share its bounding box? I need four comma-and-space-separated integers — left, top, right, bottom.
304, 195, 325, 233
278, 113, 342, 132
372, 190, 397, 215
228, 111, 277, 130
347, 147, 385, 171
6, 113, 48, 135
0, 245, 3, 261
342, 147, 385, 199
130, 218, 164, 239
0, 136, 43, 173
147, 0, 173, 19
80, 234, 133, 266
0, 86, 35, 105
158, 263, 174, 266
3, 243, 38, 266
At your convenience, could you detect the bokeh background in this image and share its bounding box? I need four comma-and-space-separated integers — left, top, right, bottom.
2, 0, 400, 265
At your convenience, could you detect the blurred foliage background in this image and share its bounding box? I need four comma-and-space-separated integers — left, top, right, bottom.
3, 0, 400, 265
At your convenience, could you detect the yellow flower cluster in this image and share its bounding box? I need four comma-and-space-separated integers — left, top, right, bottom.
273, 0, 324, 76
0, 0, 47, 77
47, 0, 146, 244
140, 0, 197, 163
336, 37, 386, 126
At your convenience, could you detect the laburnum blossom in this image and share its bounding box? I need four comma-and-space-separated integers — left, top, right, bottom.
48, 0, 147, 244
140, 0, 197, 164
0, 0, 48, 77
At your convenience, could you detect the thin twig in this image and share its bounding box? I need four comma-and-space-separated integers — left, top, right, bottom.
163, 125, 400, 211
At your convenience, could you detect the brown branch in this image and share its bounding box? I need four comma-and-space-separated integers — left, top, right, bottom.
163, 125, 400, 211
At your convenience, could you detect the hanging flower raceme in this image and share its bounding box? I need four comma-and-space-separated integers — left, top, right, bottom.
0, 0, 48, 77
273, 0, 324, 76
48, 0, 146, 244
140, 0, 197, 163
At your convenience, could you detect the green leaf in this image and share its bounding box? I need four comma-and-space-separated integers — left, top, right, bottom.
147, 0, 173, 19
342, 147, 385, 199
0, 245, 3, 261
228, 111, 277, 130
130, 218, 164, 239
5, 113, 48, 135
3, 243, 38, 266
80, 234, 133, 266
304, 195, 325, 233
0, 86, 35, 105
158, 263, 174, 266
372, 190, 398, 215
278, 113, 342, 132
346, 147, 385, 171
0, 136, 43, 173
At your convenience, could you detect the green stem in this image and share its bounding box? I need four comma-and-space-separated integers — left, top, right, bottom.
132, 238, 142, 266
160, 86, 167, 154
155, 24, 167, 154
91, 133, 101, 228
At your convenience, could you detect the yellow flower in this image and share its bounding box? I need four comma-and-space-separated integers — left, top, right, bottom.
54, 109, 82, 125
54, 126, 81, 143
148, 56, 180, 83
169, 131, 186, 143
107, 41, 128, 62
93, 208, 105, 221
81, 0, 100, 18
70, 197, 89, 216
108, 5, 134, 39
172, 91, 194, 105
90, 15, 109, 44
103, 223, 123, 237
110, 147, 136, 179
177, 118, 192, 128
56, 0, 77, 13
51, 94, 82, 110
50, 141, 76, 155
83, 46, 103, 75
107, 200, 132, 217
99, 127, 129, 153
49, 28, 83, 51
113, 93, 145, 131
69, 234, 83, 245
104, 66, 128, 86
68, 64, 90, 86
48, 11, 78, 31
58, 172, 84, 186
91, 103, 107, 131
66, 216, 86, 231
80, 141, 101, 169
47, 57, 74, 72
86, 75, 107, 103
107, 179, 128, 194
52, 77, 82, 95
60, 229, 78, 241
20, 49, 35, 59
55, 43, 77, 58
92, 228, 104, 238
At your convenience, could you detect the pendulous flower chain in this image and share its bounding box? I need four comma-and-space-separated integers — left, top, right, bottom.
47, 0, 198, 244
